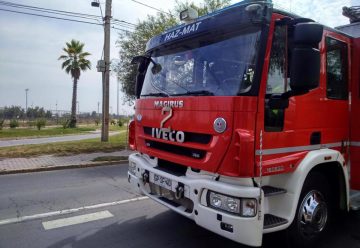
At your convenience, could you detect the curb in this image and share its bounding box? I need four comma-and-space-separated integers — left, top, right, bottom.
0, 159, 129, 175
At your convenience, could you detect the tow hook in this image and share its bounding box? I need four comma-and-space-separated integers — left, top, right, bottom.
142, 170, 149, 184
175, 183, 185, 200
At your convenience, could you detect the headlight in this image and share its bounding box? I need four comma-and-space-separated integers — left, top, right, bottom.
207, 191, 257, 217
128, 161, 137, 175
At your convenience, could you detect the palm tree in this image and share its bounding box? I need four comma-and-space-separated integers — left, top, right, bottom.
58, 39, 91, 128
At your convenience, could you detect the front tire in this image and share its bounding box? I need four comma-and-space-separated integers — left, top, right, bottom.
287, 172, 332, 248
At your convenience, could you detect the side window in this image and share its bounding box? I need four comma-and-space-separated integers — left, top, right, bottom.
264, 24, 289, 132
266, 25, 290, 95
326, 37, 348, 100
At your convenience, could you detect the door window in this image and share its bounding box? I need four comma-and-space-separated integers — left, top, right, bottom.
326, 37, 348, 100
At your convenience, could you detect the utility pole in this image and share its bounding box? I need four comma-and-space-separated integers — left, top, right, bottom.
25, 88, 29, 112
117, 81, 119, 117
97, 101, 100, 116
101, 0, 111, 142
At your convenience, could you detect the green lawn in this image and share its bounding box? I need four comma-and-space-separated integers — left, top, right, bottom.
0, 124, 126, 139
0, 133, 127, 158
0, 127, 96, 139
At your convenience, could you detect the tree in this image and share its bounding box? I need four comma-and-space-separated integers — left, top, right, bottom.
58, 39, 91, 128
114, 0, 231, 103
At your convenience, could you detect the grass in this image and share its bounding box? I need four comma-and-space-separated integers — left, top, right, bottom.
0, 133, 127, 158
92, 156, 128, 162
0, 127, 97, 139
0, 124, 127, 139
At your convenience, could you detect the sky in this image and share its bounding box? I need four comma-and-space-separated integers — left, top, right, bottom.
0, 0, 357, 115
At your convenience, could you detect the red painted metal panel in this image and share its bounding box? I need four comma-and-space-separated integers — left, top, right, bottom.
350, 38, 360, 190
134, 97, 258, 173
255, 14, 351, 177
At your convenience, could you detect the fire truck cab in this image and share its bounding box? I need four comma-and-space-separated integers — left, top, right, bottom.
127, 1, 360, 247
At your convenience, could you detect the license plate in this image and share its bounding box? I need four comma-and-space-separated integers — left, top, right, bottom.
151, 173, 172, 190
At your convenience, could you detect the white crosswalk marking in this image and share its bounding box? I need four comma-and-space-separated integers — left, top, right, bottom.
0, 196, 148, 226
42, 210, 113, 230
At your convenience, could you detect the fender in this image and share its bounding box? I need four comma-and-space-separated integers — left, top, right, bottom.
261, 148, 349, 233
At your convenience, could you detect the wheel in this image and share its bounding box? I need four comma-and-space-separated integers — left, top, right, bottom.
287, 172, 333, 248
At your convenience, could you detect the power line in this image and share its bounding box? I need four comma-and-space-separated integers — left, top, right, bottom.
111, 22, 135, 29
0, 8, 102, 26
0, 0, 100, 18
128, 0, 173, 17
0, 0, 137, 26
0, 8, 133, 33
113, 18, 136, 27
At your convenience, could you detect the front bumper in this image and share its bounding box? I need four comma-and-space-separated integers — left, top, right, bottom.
128, 153, 264, 247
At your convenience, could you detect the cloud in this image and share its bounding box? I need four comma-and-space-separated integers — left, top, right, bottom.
273, 0, 350, 27
0, 0, 355, 115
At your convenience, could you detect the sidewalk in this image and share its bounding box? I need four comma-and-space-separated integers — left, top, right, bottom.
0, 150, 134, 175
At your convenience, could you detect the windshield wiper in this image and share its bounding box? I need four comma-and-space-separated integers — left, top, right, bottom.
171, 90, 214, 96
141, 92, 169, 97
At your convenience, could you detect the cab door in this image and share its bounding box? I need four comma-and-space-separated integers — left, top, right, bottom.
255, 17, 305, 176
255, 15, 350, 177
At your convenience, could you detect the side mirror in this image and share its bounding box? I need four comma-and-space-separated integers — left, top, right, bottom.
290, 48, 320, 93
290, 23, 323, 94
135, 74, 144, 99
131, 55, 145, 65
131, 55, 150, 98
293, 23, 323, 45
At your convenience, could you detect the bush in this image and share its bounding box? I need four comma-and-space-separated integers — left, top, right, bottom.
110, 119, 116, 126
36, 119, 46, 130
118, 119, 123, 127
0, 119, 4, 130
61, 119, 70, 129
95, 119, 100, 126
9, 119, 19, 129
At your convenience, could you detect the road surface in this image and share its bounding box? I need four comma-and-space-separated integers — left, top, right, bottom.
0, 165, 359, 248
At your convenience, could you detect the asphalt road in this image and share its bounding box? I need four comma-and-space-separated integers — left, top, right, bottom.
0, 165, 359, 248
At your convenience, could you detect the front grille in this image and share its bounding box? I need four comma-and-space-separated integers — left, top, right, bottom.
155, 159, 187, 176
145, 139, 206, 159
143, 127, 211, 144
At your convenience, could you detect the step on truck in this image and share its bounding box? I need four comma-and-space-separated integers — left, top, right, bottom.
127, 0, 360, 247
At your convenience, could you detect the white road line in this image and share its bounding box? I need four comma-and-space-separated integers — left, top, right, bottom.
42, 210, 114, 230
0, 196, 148, 226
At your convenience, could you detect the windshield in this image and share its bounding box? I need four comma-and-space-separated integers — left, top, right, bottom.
141, 28, 261, 97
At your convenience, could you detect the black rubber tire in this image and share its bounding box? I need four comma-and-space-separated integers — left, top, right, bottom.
287, 172, 333, 248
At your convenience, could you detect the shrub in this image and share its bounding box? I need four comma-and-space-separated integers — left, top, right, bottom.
0, 119, 4, 130
61, 119, 70, 129
118, 119, 123, 127
110, 119, 116, 126
36, 119, 46, 130
95, 119, 100, 126
9, 119, 19, 129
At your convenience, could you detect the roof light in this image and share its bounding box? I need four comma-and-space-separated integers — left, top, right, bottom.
245, 3, 262, 13
180, 7, 198, 23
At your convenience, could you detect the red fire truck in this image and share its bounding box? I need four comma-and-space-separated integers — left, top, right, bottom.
127, 1, 360, 247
